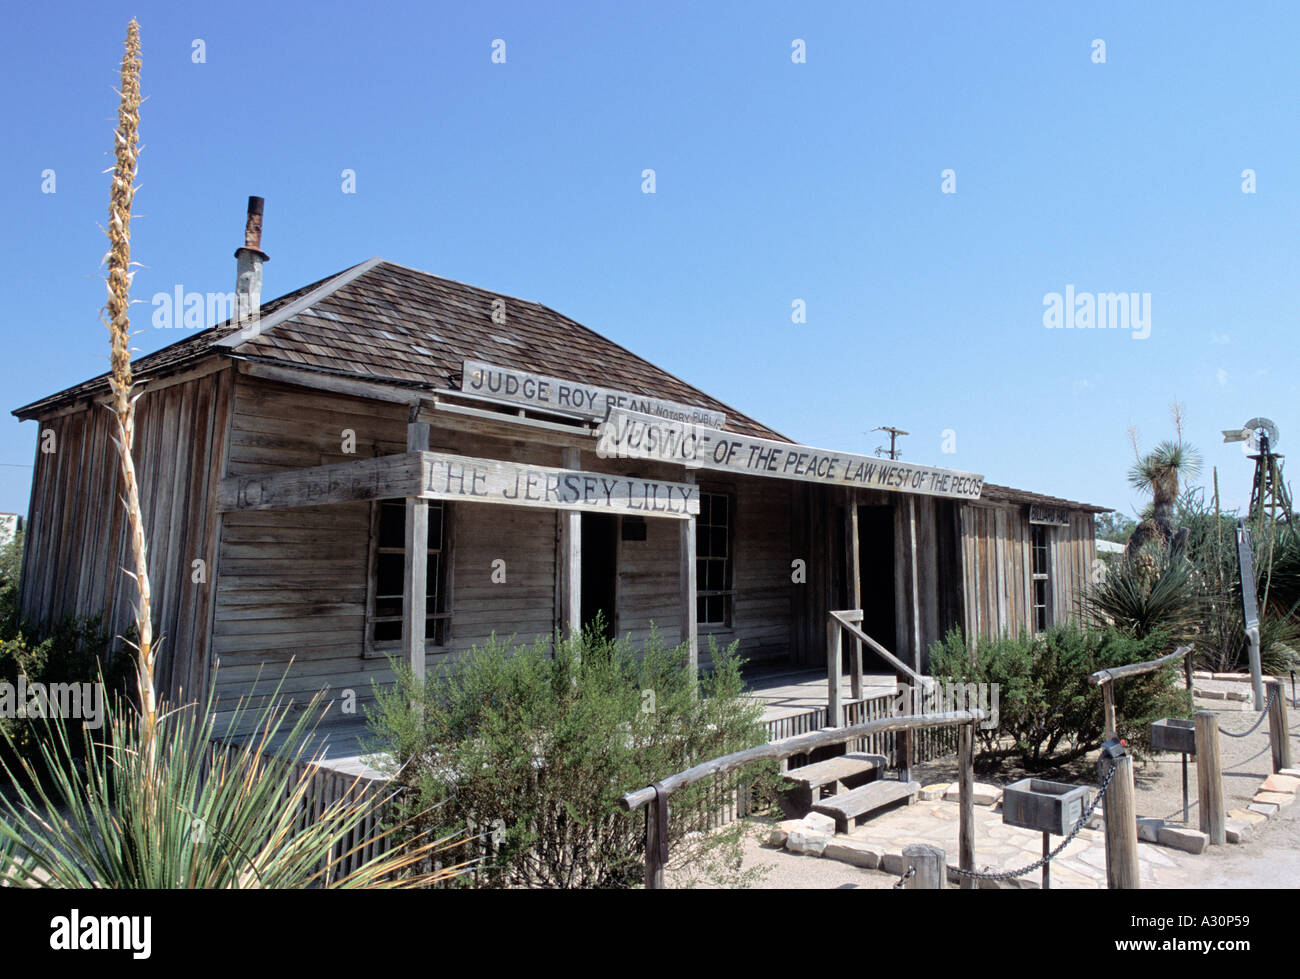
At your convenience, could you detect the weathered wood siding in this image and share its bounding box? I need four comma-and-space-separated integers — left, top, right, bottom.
214, 377, 560, 722
18, 367, 233, 702
211, 376, 798, 723
958, 502, 1096, 643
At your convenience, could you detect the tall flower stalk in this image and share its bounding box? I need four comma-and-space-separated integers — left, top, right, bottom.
101, 20, 157, 759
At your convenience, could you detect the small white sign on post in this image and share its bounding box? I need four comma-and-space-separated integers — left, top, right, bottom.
596, 408, 985, 501
460, 359, 727, 427
420, 450, 700, 519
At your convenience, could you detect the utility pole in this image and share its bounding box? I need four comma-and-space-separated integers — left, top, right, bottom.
872, 426, 908, 461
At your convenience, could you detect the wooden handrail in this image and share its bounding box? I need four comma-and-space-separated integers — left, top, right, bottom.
830, 609, 926, 687
619, 708, 984, 813
622, 708, 986, 888
1088, 645, 1193, 686
1090, 644, 1194, 741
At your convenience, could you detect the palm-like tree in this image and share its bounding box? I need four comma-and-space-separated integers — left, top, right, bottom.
1125, 440, 1202, 561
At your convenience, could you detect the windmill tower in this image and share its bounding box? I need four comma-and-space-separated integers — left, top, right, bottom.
1222, 417, 1292, 525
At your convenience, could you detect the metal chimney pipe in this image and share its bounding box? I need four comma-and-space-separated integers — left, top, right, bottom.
234, 195, 269, 323
243, 195, 265, 251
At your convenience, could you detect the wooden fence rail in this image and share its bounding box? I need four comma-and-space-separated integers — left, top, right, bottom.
620, 709, 986, 889
1089, 644, 1194, 739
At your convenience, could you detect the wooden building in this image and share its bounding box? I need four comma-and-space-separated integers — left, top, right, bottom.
13, 224, 1106, 727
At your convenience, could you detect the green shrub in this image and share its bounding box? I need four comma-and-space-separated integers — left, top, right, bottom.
367, 624, 776, 888
929, 625, 1192, 770
1172, 489, 1298, 674
0, 528, 21, 637
0, 613, 134, 781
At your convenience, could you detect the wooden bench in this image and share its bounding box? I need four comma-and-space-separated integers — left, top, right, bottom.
811, 779, 920, 834
779, 753, 887, 817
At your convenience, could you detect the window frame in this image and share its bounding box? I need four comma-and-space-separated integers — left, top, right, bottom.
1030, 523, 1053, 633
695, 490, 735, 631
363, 498, 453, 658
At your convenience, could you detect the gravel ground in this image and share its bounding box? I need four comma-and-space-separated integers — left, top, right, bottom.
1156, 802, 1300, 887
669, 830, 897, 889
684, 681, 1300, 889
1135, 683, 1299, 824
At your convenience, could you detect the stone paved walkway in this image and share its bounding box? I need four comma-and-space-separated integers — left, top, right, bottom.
839, 797, 1189, 888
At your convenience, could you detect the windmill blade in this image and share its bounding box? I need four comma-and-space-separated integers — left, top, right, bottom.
1243, 417, 1279, 447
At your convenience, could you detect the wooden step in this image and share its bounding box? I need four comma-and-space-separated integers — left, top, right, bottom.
779, 753, 887, 818
811, 780, 920, 834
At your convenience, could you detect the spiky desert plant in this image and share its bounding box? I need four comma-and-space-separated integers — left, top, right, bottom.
100, 20, 158, 757
1079, 541, 1202, 640
0, 676, 474, 888
1128, 440, 1202, 533
0, 19, 467, 891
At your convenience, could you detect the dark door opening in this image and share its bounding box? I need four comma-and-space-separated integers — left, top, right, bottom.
856, 504, 897, 670
581, 513, 618, 640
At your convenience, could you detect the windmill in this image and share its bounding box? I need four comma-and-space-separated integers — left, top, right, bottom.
1221, 417, 1292, 525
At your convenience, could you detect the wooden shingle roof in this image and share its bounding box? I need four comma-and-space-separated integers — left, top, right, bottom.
15, 258, 783, 440
980, 482, 1110, 514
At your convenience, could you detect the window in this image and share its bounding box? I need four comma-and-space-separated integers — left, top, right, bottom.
696, 492, 733, 628
366, 499, 450, 654
1031, 524, 1052, 632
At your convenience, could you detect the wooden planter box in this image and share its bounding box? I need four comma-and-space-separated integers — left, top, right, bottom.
1150, 718, 1197, 755
1003, 778, 1091, 836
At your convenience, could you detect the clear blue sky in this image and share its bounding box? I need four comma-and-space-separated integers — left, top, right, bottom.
3, 1, 1296, 520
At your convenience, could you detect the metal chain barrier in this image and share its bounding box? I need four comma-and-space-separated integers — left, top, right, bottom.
948, 759, 1118, 883
1220, 685, 1277, 739
892, 865, 915, 889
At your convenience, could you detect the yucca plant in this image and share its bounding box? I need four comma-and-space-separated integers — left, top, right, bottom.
1079, 541, 1203, 640
0, 676, 473, 888
0, 21, 469, 890
1125, 438, 1202, 562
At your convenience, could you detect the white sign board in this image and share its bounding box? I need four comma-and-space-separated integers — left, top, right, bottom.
461, 359, 726, 427
596, 408, 984, 501
421, 451, 700, 519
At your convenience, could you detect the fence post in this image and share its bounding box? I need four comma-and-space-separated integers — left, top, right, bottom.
644, 784, 669, 889
827, 617, 842, 727
1267, 679, 1292, 774
903, 844, 945, 889
1101, 751, 1140, 888
1101, 679, 1117, 741
958, 719, 976, 889
1194, 712, 1226, 845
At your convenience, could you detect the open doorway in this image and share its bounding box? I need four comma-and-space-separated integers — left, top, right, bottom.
580, 513, 618, 640
856, 504, 897, 669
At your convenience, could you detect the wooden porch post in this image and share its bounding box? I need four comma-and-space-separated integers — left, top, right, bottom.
907, 496, 921, 672
402, 416, 430, 685
844, 488, 862, 700
559, 447, 582, 645
680, 471, 698, 680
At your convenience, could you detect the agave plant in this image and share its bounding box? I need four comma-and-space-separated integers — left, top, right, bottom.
1079, 541, 1203, 640
0, 677, 473, 888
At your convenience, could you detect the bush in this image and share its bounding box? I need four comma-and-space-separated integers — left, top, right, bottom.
1173, 489, 1297, 674
929, 625, 1192, 770
0, 528, 21, 637
367, 624, 776, 888
0, 613, 137, 780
